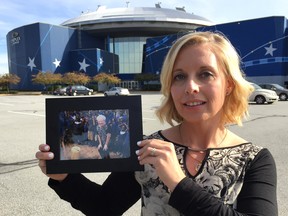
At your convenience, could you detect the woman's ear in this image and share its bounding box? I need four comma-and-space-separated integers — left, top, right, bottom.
226, 79, 234, 96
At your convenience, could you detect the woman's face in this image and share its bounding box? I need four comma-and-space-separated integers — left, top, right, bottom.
97, 118, 106, 127
171, 44, 229, 124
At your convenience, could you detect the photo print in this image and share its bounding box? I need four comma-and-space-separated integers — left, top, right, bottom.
46, 95, 143, 174
59, 109, 131, 160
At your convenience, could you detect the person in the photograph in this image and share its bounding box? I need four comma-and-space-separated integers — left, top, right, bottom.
96, 114, 112, 158
86, 111, 98, 146
59, 111, 102, 160
116, 123, 130, 158
108, 117, 120, 147
36, 31, 277, 215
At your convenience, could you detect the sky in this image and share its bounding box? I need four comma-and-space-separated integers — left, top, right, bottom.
1, 0, 288, 75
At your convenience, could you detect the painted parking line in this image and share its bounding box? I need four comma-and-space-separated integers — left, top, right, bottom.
0, 103, 14, 106
143, 117, 157, 120
8, 110, 45, 117
7, 110, 155, 120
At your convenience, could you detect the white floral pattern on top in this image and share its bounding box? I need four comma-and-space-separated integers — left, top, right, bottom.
135, 131, 263, 216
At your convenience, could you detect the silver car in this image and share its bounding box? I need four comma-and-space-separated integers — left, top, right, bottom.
53, 87, 67, 95
249, 83, 278, 104
104, 87, 130, 96
258, 83, 288, 101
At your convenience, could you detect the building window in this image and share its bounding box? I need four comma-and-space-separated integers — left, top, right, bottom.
109, 37, 147, 74
116, 80, 140, 90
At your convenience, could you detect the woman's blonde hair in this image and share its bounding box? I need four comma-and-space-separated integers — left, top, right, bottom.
156, 31, 254, 126
96, 114, 106, 122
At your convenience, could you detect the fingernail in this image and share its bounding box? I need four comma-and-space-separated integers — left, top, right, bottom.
135, 150, 140, 155
48, 153, 54, 158
44, 145, 49, 151
137, 141, 141, 146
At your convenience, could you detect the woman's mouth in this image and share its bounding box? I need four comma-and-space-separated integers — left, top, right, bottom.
184, 101, 206, 107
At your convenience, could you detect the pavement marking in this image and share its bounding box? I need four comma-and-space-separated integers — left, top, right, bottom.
142, 110, 156, 112
7, 110, 155, 120
0, 102, 14, 106
8, 110, 45, 117
143, 117, 157, 120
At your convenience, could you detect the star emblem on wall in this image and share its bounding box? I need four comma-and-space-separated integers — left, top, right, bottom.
27, 57, 36, 71
78, 58, 90, 72
264, 44, 277, 56
97, 57, 104, 70
99, 57, 104, 66
53, 58, 61, 68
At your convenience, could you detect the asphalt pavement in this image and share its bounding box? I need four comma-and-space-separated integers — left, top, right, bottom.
0, 93, 287, 215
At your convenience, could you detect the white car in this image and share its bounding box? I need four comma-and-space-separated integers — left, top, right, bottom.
53, 87, 67, 95
249, 83, 278, 104
104, 87, 130, 96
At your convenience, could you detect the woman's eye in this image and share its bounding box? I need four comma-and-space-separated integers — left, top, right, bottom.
173, 73, 186, 81
199, 71, 215, 80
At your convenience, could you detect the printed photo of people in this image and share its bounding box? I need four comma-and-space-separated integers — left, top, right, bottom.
59, 109, 130, 160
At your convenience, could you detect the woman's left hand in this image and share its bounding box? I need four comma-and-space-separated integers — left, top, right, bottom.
97, 144, 102, 150
103, 144, 108, 151
136, 139, 186, 192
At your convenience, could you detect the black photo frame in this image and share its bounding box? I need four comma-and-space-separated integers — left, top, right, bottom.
46, 95, 143, 174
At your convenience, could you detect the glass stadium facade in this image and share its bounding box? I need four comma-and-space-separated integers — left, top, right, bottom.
6, 6, 288, 90
109, 37, 147, 74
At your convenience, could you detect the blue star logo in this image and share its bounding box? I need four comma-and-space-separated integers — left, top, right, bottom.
53, 58, 61, 68
264, 44, 277, 56
27, 57, 36, 71
78, 59, 90, 72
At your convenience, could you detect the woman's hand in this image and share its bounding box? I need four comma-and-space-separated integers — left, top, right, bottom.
97, 144, 103, 150
35, 144, 68, 182
136, 139, 186, 192
103, 144, 108, 151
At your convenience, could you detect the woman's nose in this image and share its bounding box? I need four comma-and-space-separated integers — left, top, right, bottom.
185, 79, 199, 94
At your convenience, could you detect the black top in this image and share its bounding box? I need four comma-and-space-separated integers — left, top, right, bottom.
49, 131, 277, 216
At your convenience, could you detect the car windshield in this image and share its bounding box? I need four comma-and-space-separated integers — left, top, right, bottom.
251, 83, 262, 89
272, 84, 284, 90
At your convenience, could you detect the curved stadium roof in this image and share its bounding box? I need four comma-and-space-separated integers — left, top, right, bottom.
61, 6, 213, 37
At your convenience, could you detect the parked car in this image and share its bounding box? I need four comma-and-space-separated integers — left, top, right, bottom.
258, 83, 288, 101
104, 87, 130, 96
249, 83, 278, 104
53, 87, 67, 95
66, 85, 93, 96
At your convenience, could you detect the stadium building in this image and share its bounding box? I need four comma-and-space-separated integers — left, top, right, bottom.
6, 5, 288, 90
6, 5, 212, 90
199, 16, 288, 86
146, 16, 288, 87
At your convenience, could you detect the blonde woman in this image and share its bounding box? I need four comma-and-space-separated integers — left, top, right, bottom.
36, 31, 277, 215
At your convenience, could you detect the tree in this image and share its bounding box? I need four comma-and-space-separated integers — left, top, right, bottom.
32, 71, 62, 92
32, 71, 61, 85
92, 73, 121, 86
62, 72, 91, 85
134, 73, 159, 82
0, 73, 21, 93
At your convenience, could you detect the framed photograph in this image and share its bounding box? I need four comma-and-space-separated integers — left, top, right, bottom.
46, 95, 143, 174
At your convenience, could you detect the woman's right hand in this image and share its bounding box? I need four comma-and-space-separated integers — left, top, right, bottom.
35, 144, 68, 182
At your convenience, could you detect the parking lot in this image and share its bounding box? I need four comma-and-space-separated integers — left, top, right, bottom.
0, 93, 287, 215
